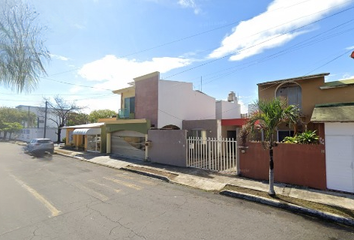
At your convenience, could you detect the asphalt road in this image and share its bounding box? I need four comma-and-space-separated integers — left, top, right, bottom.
1, 142, 353, 240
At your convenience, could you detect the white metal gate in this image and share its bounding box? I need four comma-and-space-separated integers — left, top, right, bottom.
187, 137, 238, 174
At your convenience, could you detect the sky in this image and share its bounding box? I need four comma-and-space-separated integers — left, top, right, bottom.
1, 0, 354, 114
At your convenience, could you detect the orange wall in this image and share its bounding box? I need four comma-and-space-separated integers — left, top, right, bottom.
239, 142, 326, 190
258, 76, 354, 124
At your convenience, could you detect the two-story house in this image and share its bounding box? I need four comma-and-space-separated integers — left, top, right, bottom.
63, 71, 245, 166
101, 71, 216, 160
257, 73, 354, 193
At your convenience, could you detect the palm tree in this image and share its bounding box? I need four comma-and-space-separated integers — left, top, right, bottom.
247, 98, 300, 196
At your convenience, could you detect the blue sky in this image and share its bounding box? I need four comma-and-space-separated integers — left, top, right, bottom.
1, 0, 354, 114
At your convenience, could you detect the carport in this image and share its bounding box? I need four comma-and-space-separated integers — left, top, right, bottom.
62, 123, 104, 152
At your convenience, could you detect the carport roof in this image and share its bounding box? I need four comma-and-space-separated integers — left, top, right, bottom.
62, 123, 104, 129
311, 102, 354, 122
73, 128, 101, 135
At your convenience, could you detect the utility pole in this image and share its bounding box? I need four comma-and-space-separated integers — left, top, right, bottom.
43, 101, 48, 138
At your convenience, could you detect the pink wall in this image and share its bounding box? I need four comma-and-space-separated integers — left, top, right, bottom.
240, 142, 326, 190
135, 75, 159, 127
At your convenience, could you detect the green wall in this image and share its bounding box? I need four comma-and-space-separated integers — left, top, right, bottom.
100, 121, 151, 153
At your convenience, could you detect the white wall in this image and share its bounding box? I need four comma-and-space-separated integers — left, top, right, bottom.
325, 123, 354, 135
16, 105, 60, 128
158, 80, 216, 129
216, 100, 241, 119
15, 128, 66, 142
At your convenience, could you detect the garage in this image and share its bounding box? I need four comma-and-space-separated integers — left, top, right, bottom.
111, 130, 146, 161
311, 103, 354, 193
325, 123, 354, 193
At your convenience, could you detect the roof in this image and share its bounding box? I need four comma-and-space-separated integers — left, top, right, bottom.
133, 71, 160, 82
311, 102, 354, 122
320, 78, 354, 89
257, 73, 329, 86
112, 86, 134, 94
72, 128, 101, 135
62, 123, 104, 129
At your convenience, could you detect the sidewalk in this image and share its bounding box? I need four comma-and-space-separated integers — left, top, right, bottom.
54, 147, 354, 227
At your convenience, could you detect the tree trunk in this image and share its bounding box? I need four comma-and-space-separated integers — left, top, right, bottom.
57, 127, 61, 143
268, 146, 275, 196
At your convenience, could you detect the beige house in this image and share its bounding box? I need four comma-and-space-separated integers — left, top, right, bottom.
257, 73, 354, 140
258, 73, 354, 193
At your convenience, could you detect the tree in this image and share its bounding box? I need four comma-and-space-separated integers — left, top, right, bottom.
246, 98, 300, 196
0, 106, 35, 139
44, 96, 83, 143
4, 122, 22, 140
67, 112, 89, 126
0, 0, 50, 92
88, 109, 116, 123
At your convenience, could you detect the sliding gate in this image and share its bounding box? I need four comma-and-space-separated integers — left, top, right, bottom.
187, 137, 238, 174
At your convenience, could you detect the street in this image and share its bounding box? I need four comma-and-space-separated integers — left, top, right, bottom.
0, 142, 353, 240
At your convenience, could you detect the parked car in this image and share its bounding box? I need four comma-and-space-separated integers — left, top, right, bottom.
25, 138, 54, 155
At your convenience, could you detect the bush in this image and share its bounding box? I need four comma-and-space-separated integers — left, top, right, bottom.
282, 130, 319, 144
62, 137, 66, 143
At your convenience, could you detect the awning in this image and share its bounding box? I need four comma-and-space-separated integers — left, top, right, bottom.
311, 103, 354, 122
73, 128, 101, 135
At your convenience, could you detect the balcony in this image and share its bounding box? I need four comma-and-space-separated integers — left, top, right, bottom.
118, 109, 135, 119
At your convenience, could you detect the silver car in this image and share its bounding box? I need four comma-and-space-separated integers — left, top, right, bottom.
26, 138, 54, 155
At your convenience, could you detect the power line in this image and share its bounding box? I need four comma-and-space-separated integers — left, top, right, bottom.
42, 0, 342, 80
257, 48, 354, 94
31, 1, 354, 97
198, 19, 354, 87
305, 49, 354, 75
163, 4, 354, 80
42, 77, 113, 91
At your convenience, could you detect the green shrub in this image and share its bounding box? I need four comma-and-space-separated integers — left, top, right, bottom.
282, 130, 319, 144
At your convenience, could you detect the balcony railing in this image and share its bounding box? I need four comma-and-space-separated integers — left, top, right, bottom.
118, 109, 134, 119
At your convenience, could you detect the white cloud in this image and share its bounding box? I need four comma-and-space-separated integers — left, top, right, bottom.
75, 94, 119, 114
341, 73, 354, 79
209, 0, 352, 61
178, 0, 201, 14
50, 54, 69, 61
346, 46, 354, 50
78, 55, 192, 91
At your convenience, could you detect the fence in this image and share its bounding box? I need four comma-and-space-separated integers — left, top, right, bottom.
187, 137, 238, 173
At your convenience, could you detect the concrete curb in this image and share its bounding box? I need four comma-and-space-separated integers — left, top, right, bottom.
220, 190, 354, 227
121, 167, 171, 182
55, 149, 354, 227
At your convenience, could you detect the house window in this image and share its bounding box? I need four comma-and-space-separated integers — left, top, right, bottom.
124, 97, 135, 114
276, 83, 302, 110
278, 130, 294, 142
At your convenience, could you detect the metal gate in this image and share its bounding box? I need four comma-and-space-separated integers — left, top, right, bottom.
187, 137, 238, 174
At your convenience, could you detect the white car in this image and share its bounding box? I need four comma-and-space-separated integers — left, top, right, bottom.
26, 138, 54, 155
